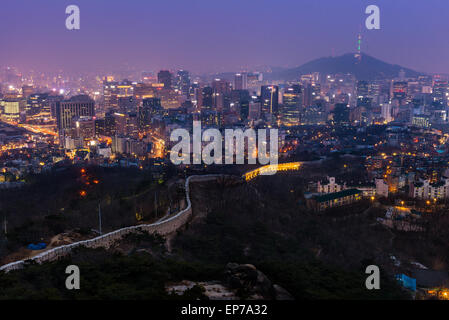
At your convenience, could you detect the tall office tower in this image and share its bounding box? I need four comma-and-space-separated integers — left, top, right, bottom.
126, 112, 139, 139
356, 81, 372, 107
104, 111, 117, 136
260, 85, 279, 115
302, 84, 313, 108
392, 81, 408, 105
212, 79, 232, 111
139, 97, 163, 130
190, 81, 200, 103
312, 83, 321, 98
55, 95, 95, 143
333, 103, 350, 125
282, 84, 302, 126
176, 70, 190, 96
113, 112, 127, 136
103, 79, 119, 109
234, 73, 248, 90
72, 116, 96, 142
432, 81, 449, 108
248, 101, 261, 120
230, 89, 250, 121
22, 85, 34, 98
368, 80, 382, 97
199, 86, 214, 110
381, 103, 392, 123
356, 80, 369, 99
157, 70, 173, 89
48, 95, 64, 118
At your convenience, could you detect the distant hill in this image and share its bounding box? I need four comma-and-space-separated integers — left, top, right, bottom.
266, 53, 424, 81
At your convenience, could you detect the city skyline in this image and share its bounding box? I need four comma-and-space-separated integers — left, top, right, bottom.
3, 0, 449, 303
1, 0, 449, 74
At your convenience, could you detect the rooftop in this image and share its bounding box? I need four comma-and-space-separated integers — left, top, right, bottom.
313, 189, 361, 203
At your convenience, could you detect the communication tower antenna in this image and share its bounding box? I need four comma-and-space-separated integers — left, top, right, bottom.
355, 25, 362, 63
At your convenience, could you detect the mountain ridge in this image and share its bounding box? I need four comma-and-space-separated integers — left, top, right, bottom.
266, 53, 425, 81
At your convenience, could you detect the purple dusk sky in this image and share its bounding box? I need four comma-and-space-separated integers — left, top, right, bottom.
0, 0, 448, 74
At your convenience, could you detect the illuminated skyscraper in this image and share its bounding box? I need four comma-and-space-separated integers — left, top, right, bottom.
55, 95, 95, 143
212, 79, 231, 111
261, 85, 279, 115
282, 85, 302, 126
176, 70, 190, 96
199, 86, 213, 110
433, 81, 449, 108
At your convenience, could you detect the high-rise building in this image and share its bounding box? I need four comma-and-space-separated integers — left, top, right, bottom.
199, 86, 214, 110
248, 101, 261, 120
234, 73, 248, 90
282, 85, 302, 126
302, 84, 313, 108
104, 112, 117, 136
230, 90, 250, 121
433, 81, 449, 108
392, 81, 408, 105
72, 116, 96, 142
176, 70, 190, 96
103, 79, 119, 109
356, 81, 369, 99
157, 70, 172, 89
27, 93, 50, 116
139, 98, 163, 130
212, 79, 231, 111
333, 103, 350, 125
260, 85, 279, 115
381, 103, 392, 123
55, 95, 95, 143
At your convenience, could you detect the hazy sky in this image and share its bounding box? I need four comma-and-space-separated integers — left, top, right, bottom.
1, 0, 448, 74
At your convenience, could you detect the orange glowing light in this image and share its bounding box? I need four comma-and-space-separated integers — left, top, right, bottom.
80, 190, 87, 197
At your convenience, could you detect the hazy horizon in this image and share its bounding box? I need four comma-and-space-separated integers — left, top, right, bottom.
1, 0, 449, 74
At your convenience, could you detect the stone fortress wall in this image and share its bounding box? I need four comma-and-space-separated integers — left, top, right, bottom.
0, 174, 224, 273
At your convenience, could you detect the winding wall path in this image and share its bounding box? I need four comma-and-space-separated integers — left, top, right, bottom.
0, 174, 223, 273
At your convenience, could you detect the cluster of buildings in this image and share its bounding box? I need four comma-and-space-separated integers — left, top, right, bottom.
0, 66, 449, 196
